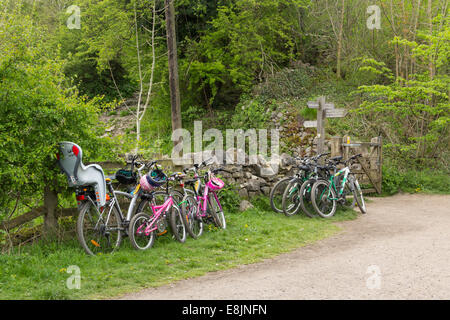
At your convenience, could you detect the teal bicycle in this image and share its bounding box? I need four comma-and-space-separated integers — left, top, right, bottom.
281, 152, 330, 217
310, 154, 367, 218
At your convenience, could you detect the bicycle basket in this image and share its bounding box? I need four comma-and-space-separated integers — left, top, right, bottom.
206, 174, 225, 191
115, 169, 137, 185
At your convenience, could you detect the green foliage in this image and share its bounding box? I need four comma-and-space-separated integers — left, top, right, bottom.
382, 166, 450, 195
230, 96, 277, 130
253, 65, 315, 100
0, 3, 113, 219
218, 184, 241, 213
181, 0, 311, 109
352, 13, 449, 168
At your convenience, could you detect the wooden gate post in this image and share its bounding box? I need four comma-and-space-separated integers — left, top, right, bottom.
316, 96, 326, 155
331, 136, 342, 158
43, 181, 58, 238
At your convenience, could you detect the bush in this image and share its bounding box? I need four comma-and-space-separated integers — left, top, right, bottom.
382, 165, 450, 195
218, 184, 241, 213
0, 5, 113, 221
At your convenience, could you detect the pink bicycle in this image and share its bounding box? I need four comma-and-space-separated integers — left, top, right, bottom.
128, 170, 186, 250
181, 160, 230, 235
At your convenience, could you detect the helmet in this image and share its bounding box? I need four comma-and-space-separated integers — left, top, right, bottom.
140, 169, 167, 192
206, 174, 225, 191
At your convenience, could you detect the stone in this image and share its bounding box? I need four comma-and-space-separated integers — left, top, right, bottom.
248, 191, 259, 198
239, 200, 254, 212
232, 171, 244, 178
246, 179, 260, 191
261, 186, 271, 196
238, 188, 249, 199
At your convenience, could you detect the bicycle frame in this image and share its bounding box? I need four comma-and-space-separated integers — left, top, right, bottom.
196, 184, 222, 218
113, 184, 142, 221
139, 194, 174, 235
327, 167, 351, 199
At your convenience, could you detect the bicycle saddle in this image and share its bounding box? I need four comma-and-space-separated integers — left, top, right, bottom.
57, 141, 107, 207
329, 156, 343, 162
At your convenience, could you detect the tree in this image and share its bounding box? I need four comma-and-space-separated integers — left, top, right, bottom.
166, 0, 183, 149
0, 1, 111, 236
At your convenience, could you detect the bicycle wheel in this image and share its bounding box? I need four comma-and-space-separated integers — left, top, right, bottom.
210, 192, 226, 229
299, 178, 320, 218
311, 180, 337, 218
333, 176, 356, 210
181, 195, 203, 239
207, 194, 224, 229
169, 204, 186, 243
128, 212, 155, 250
269, 177, 291, 213
136, 191, 170, 236
352, 179, 367, 213
281, 179, 302, 217
76, 201, 122, 256
170, 189, 184, 207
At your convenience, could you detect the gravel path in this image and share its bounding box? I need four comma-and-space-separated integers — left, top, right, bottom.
119, 193, 450, 300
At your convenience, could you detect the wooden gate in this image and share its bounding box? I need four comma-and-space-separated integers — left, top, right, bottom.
330, 136, 383, 194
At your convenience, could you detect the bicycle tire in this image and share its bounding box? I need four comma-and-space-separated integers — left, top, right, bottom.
352, 179, 367, 214
210, 192, 226, 229
128, 212, 155, 250
207, 194, 223, 229
270, 177, 292, 213
76, 201, 122, 256
311, 180, 337, 218
180, 195, 203, 239
281, 179, 303, 217
299, 178, 321, 218
169, 204, 186, 243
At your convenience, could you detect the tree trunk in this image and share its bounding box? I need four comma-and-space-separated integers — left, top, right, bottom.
165, 0, 183, 149
336, 0, 345, 79
43, 183, 58, 238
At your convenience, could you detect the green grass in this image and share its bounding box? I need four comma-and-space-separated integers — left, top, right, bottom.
382, 167, 450, 196
0, 199, 358, 300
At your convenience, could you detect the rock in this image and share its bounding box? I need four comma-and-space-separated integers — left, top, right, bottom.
261, 186, 271, 196
245, 179, 260, 191
238, 188, 249, 199
280, 153, 293, 168
240, 200, 254, 212
248, 191, 259, 198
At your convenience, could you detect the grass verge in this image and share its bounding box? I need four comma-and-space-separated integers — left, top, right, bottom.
0, 198, 358, 300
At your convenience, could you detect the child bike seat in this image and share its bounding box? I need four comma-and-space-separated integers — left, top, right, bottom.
57, 141, 107, 207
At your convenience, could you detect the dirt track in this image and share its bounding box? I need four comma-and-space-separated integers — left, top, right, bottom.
119, 193, 450, 300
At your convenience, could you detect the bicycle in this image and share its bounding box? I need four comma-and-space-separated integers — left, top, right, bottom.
281, 153, 330, 217
269, 158, 302, 214
176, 168, 204, 239
182, 159, 230, 231
311, 154, 367, 218
128, 170, 187, 250
58, 142, 157, 255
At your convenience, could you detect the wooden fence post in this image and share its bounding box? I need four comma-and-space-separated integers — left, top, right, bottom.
316, 96, 326, 155
331, 136, 342, 158
43, 180, 58, 238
